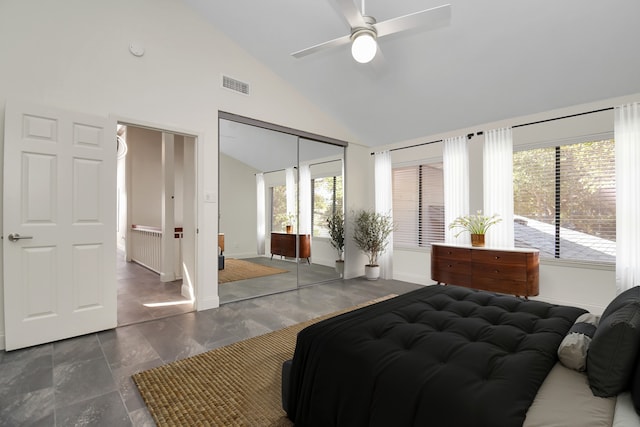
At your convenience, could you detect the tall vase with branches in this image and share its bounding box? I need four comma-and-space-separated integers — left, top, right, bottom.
353, 209, 393, 280
327, 211, 345, 261
327, 211, 345, 276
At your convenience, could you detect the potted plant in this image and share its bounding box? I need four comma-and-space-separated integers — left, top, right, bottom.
352, 209, 394, 280
326, 211, 345, 276
448, 210, 501, 247
277, 213, 296, 233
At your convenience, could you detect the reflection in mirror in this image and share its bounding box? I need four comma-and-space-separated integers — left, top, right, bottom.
298, 138, 344, 287
218, 117, 346, 304
219, 119, 298, 303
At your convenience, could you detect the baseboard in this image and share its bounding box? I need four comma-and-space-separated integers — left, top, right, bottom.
223, 251, 257, 259
197, 294, 220, 311
392, 271, 433, 286
160, 272, 177, 282
181, 283, 194, 300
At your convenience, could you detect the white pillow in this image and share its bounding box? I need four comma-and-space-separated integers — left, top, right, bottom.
557, 312, 600, 372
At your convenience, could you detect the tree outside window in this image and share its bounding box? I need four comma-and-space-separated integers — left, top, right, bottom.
271, 185, 288, 233
313, 176, 343, 237
513, 139, 615, 262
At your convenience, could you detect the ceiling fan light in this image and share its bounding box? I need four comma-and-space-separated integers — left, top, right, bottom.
351, 32, 377, 63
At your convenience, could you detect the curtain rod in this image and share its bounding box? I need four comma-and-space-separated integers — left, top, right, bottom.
370, 138, 443, 155
369, 106, 615, 154
309, 159, 342, 167
512, 107, 614, 129
255, 166, 297, 175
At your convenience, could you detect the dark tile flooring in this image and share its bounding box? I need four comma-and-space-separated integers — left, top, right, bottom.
0, 270, 422, 426
219, 256, 342, 304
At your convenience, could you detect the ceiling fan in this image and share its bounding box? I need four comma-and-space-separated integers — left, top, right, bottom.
291, 0, 451, 64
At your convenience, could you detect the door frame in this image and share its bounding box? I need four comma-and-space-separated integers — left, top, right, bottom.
113, 115, 202, 311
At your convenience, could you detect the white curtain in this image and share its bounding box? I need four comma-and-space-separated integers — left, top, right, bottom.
443, 135, 470, 244
299, 163, 312, 235
483, 128, 514, 248
374, 151, 393, 279
256, 173, 266, 255
615, 102, 640, 293
285, 167, 296, 228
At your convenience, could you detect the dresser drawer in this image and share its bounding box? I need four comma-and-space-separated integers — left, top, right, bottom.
471, 262, 527, 282
434, 271, 471, 287
432, 246, 471, 261
472, 276, 529, 296
431, 258, 471, 286
472, 250, 526, 265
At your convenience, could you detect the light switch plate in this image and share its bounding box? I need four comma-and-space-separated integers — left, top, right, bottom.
205, 191, 217, 203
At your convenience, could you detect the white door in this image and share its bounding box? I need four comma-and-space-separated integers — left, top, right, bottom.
3, 101, 116, 351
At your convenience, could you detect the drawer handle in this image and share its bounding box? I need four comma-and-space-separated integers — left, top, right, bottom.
495, 256, 500, 260
448, 264, 453, 268
494, 269, 500, 273
447, 251, 453, 255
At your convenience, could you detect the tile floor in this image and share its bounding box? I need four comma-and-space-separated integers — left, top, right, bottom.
0, 273, 423, 426
218, 256, 342, 304
117, 253, 194, 326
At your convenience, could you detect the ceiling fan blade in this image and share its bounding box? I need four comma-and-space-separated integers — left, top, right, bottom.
374, 4, 451, 38
291, 34, 352, 58
332, 0, 366, 29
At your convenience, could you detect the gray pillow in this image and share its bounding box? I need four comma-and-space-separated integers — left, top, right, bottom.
557, 313, 599, 372
601, 286, 640, 320
587, 301, 640, 397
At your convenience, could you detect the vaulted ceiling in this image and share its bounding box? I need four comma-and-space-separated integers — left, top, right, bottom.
186, 0, 640, 147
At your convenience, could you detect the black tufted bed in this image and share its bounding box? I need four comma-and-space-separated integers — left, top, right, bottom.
282, 284, 590, 427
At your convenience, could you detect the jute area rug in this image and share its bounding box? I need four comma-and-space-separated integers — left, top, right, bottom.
218, 259, 288, 284
133, 294, 397, 427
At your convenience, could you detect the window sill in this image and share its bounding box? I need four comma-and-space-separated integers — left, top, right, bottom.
394, 246, 431, 254
539, 258, 614, 271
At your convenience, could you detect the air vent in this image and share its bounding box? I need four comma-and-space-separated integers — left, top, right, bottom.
222, 75, 250, 95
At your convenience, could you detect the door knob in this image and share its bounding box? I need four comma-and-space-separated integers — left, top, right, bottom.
7, 233, 33, 242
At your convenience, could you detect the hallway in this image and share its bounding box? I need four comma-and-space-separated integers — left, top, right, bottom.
117, 253, 194, 326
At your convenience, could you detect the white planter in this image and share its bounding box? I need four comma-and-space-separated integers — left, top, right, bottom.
364, 265, 380, 280
335, 260, 345, 277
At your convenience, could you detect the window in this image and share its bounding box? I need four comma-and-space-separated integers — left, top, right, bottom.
270, 185, 288, 233
312, 175, 343, 237
392, 162, 445, 248
513, 138, 615, 262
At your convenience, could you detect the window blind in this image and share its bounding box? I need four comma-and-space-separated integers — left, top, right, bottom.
513, 139, 615, 262
393, 163, 444, 248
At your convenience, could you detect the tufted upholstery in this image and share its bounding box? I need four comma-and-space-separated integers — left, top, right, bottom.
287, 285, 586, 427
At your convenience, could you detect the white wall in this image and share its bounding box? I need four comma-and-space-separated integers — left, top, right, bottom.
128, 126, 162, 227
174, 135, 185, 227
0, 0, 358, 345
386, 94, 640, 314
116, 135, 127, 251
344, 143, 373, 278
219, 153, 259, 258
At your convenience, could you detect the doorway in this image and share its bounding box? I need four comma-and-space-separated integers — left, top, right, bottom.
116, 124, 197, 326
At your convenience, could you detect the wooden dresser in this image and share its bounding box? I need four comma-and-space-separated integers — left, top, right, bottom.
431, 243, 539, 298
271, 233, 311, 263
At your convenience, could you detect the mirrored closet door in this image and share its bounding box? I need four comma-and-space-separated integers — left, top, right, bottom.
218, 113, 346, 304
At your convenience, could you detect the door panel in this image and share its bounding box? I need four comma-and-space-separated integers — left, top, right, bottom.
3, 101, 116, 350
23, 246, 58, 319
